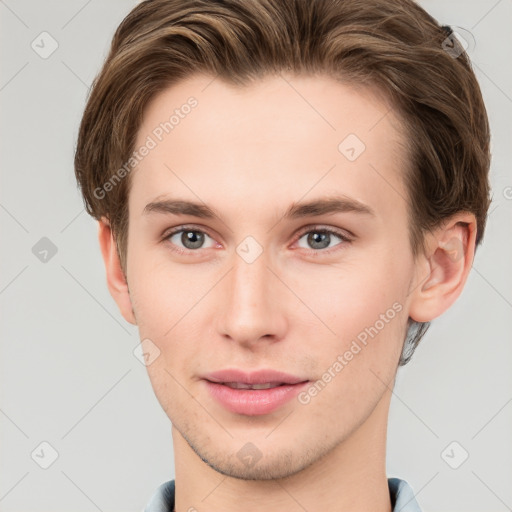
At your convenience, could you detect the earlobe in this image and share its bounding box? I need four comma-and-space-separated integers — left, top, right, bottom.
97, 218, 137, 325
408, 213, 477, 323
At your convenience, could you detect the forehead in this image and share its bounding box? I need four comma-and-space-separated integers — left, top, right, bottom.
130, 73, 409, 223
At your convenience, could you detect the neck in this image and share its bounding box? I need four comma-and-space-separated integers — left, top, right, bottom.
173, 388, 393, 512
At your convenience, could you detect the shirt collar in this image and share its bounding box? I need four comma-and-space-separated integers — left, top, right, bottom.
144, 477, 422, 512
388, 477, 423, 512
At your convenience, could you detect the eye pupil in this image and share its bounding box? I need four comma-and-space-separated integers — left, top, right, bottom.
308, 231, 330, 249
182, 230, 204, 249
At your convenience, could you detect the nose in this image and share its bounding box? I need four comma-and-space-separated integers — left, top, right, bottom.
217, 246, 288, 348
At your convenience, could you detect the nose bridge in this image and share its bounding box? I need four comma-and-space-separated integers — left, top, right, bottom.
218, 243, 284, 343
232, 249, 268, 305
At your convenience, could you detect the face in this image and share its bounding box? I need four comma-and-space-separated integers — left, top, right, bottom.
123, 73, 417, 479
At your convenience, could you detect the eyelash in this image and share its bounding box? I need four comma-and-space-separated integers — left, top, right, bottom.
162, 224, 352, 257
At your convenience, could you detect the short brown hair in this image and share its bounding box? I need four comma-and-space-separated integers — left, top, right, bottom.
74, 0, 491, 365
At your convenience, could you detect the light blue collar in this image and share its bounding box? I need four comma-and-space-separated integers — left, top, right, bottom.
144, 477, 422, 512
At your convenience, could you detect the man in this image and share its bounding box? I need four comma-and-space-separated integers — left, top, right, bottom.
74, 1, 491, 510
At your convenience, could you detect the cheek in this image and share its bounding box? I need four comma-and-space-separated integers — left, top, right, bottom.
297, 250, 412, 397
127, 251, 214, 373
296, 294, 407, 429
127, 243, 191, 327
301, 254, 410, 340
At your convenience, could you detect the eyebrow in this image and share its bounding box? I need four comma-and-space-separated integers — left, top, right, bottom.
143, 195, 375, 220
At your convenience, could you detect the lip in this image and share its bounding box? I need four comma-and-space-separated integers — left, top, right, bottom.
202, 369, 309, 416
202, 369, 307, 385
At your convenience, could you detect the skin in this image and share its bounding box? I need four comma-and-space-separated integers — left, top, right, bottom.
98, 73, 476, 512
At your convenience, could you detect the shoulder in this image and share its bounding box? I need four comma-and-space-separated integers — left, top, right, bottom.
143, 480, 175, 512
388, 477, 422, 512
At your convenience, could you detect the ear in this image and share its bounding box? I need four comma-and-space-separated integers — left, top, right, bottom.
408, 212, 477, 323
97, 217, 137, 325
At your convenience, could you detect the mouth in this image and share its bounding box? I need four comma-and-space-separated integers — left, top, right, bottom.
216, 381, 293, 390
201, 369, 309, 416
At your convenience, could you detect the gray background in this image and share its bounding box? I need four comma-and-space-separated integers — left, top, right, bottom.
1, 1, 511, 511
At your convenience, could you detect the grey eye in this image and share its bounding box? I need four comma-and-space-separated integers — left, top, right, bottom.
167, 229, 215, 250
297, 230, 345, 251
